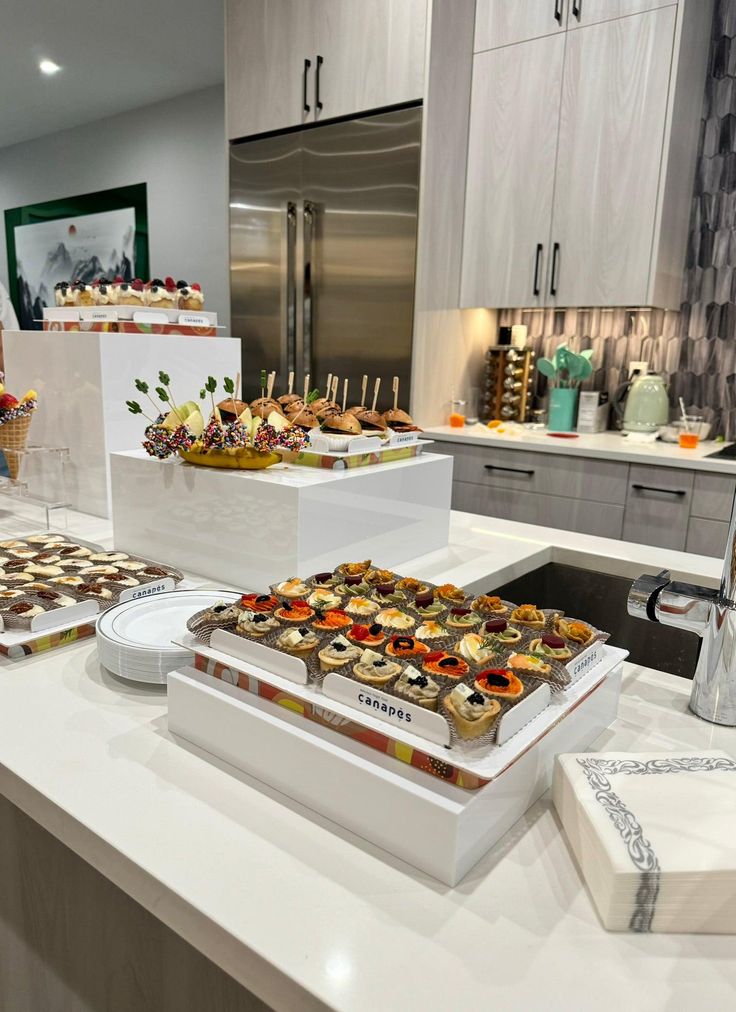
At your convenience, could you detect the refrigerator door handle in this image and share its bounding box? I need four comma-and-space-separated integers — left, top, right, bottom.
285, 201, 297, 377
302, 200, 315, 379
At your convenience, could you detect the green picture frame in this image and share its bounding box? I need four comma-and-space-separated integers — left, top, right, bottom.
4, 182, 149, 328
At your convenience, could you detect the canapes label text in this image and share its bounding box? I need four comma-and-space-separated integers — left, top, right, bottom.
357, 691, 412, 723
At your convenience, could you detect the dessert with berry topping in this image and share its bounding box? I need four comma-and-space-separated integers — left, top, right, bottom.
443, 683, 500, 740
74, 280, 95, 306
422, 651, 469, 679
54, 281, 77, 307
115, 277, 146, 307
145, 276, 178, 309
352, 648, 401, 686
393, 665, 441, 710
347, 623, 385, 647
177, 280, 204, 311
474, 668, 525, 699
92, 278, 117, 306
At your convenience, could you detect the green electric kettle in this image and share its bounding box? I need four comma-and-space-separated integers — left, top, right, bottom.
614, 373, 669, 433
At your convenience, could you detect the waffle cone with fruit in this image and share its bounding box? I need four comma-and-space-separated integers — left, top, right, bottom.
0, 385, 38, 479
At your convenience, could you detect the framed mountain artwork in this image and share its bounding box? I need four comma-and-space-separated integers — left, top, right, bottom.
4, 183, 148, 329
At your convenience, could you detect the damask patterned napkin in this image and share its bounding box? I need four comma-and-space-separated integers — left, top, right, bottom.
553, 750, 736, 933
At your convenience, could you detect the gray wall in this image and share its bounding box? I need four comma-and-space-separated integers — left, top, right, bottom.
0, 85, 230, 331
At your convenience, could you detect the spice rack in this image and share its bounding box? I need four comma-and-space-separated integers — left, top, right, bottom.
482, 347, 535, 422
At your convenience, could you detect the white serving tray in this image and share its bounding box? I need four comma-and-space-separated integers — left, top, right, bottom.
302, 431, 429, 457
168, 657, 624, 884
175, 630, 626, 785
42, 306, 219, 326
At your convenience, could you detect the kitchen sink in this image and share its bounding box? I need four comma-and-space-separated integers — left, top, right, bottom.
493, 563, 699, 679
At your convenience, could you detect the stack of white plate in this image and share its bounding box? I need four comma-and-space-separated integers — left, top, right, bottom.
96, 589, 240, 684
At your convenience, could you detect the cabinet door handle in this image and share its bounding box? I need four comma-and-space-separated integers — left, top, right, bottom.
550, 242, 560, 296
533, 243, 543, 297
303, 58, 311, 113
315, 54, 323, 111
554, 0, 563, 24
631, 484, 687, 498
572, 0, 582, 20
485, 464, 535, 477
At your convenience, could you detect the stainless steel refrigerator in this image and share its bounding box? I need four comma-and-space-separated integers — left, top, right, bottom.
229, 105, 422, 407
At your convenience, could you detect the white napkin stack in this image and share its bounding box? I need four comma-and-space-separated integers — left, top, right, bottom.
553, 750, 736, 933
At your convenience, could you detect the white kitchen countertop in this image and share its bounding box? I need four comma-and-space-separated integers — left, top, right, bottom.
0, 502, 732, 1011
425, 423, 736, 474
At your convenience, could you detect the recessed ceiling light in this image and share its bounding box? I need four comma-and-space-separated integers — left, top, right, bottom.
39, 59, 61, 76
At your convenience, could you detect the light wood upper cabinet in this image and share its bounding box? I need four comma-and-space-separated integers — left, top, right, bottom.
460, 0, 713, 310
461, 34, 565, 309
313, 0, 427, 123
550, 6, 676, 307
226, 0, 427, 141
474, 0, 566, 51
566, 0, 676, 29
226, 0, 315, 140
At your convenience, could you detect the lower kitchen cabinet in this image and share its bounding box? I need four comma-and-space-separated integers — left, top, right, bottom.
440, 441, 736, 557
452, 480, 624, 539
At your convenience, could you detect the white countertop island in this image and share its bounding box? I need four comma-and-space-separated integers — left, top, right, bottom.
425, 423, 736, 474
0, 506, 733, 1011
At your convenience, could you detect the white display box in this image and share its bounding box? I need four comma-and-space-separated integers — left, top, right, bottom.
3, 329, 241, 518
167, 647, 625, 885
110, 450, 453, 588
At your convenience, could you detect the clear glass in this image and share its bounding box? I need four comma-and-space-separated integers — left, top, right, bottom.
678, 414, 704, 449
449, 398, 466, 428
528, 408, 547, 430
466, 387, 480, 425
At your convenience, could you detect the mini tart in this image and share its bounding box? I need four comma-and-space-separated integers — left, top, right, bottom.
138, 565, 172, 580
554, 616, 595, 646
443, 686, 500, 740
393, 667, 440, 710
445, 609, 481, 630
435, 583, 466, 604
26, 534, 68, 545
422, 651, 469, 679
33, 553, 63, 565
0, 589, 26, 599
77, 583, 114, 600
2, 559, 33, 572
115, 559, 149, 572
313, 608, 352, 631
344, 596, 379, 617
474, 668, 525, 699
276, 626, 320, 656
310, 571, 341, 587
51, 575, 86, 587
3, 573, 34, 584
88, 552, 129, 563
471, 594, 508, 616
510, 604, 545, 628
373, 588, 405, 606
308, 588, 345, 611
415, 620, 447, 641
55, 544, 94, 559
365, 568, 395, 586
318, 635, 362, 671
0, 601, 45, 625
275, 600, 315, 623
508, 652, 551, 675
60, 559, 96, 570
0, 539, 30, 549
453, 633, 498, 667
34, 589, 77, 607
274, 577, 310, 599
347, 623, 385, 647
6, 548, 39, 560
83, 565, 119, 578
237, 612, 280, 637
336, 559, 371, 577
529, 634, 573, 661
484, 618, 523, 645
352, 651, 401, 686
240, 593, 279, 614
338, 579, 373, 597
100, 573, 140, 588
375, 607, 415, 630
23, 582, 52, 593
395, 577, 431, 596
385, 635, 430, 659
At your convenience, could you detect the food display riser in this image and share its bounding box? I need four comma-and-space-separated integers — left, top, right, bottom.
168, 658, 623, 886
111, 450, 453, 588
3, 329, 241, 518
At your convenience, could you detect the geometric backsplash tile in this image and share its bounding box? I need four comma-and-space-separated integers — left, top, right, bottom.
501, 0, 736, 438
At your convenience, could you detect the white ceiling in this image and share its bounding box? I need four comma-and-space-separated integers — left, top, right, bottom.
0, 0, 225, 149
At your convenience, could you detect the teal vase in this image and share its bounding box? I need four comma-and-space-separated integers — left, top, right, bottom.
548, 387, 579, 432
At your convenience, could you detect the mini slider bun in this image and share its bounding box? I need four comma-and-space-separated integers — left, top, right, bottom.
314, 400, 341, 420
278, 393, 303, 411
217, 398, 248, 421
287, 406, 320, 430
250, 397, 284, 418
383, 407, 420, 432
321, 411, 362, 436
352, 407, 387, 432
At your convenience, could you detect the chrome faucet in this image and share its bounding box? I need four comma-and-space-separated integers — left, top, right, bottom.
628, 493, 736, 726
